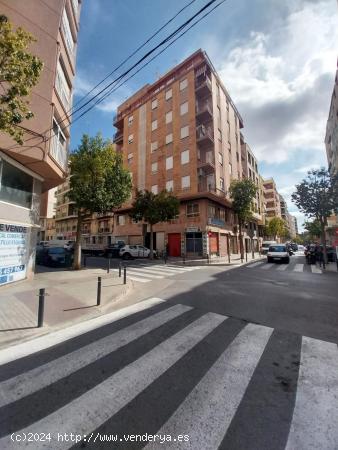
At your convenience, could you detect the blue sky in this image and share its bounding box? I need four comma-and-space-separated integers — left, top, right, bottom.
71, 0, 338, 230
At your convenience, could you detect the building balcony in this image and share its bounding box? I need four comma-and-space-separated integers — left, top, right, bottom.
98, 227, 111, 233
196, 101, 213, 123
198, 181, 227, 199
113, 130, 123, 144
195, 75, 212, 97
197, 153, 215, 175
196, 125, 214, 148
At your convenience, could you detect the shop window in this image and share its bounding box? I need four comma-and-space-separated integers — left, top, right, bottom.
0, 160, 33, 209
186, 203, 199, 217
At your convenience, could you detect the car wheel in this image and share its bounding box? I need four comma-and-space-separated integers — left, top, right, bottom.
267, 257, 272, 263
123, 253, 132, 260
285, 257, 290, 264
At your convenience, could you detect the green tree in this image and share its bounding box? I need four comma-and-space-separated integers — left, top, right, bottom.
130, 190, 180, 259
265, 217, 287, 241
0, 15, 43, 144
69, 134, 132, 269
229, 179, 258, 260
303, 219, 322, 239
292, 168, 338, 266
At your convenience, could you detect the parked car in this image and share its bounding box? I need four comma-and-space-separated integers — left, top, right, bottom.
119, 245, 157, 260
267, 244, 290, 263
103, 241, 125, 258
36, 247, 73, 267
261, 241, 277, 255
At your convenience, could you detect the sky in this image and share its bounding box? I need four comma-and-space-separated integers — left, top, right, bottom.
71, 0, 338, 231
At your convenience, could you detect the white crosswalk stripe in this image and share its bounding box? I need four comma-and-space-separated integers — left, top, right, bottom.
261, 263, 274, 270
247, 262, 265, 268
310, 265, 322, 274
125, 264, 201, 283
246, 262, 323, 274
1, 299, 337, 450
276, 264, 288, 271
294, 264, 304, 272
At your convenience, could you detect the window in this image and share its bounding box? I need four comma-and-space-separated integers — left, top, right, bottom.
51, 118, 67, 169
117, 215, 125, 226
55, 60, 71, 109
166, 180, 173, 192
218, 152, 223, 165
186, 203, 199, 217
128, 134, 133, 144
180, 126, 189, 139
229, 162, 232, 175
220, 177, 225, 191
165, 89, 172, 100
151, 162, 158, 173
166, 156, 173, 170
151, 185, 158, 194
151, 141, 158, 152
218, 129, 222, 141
0, 160, 33, 208
151, 120, 158, 131
166, 133, 173, 145
236, 152, 239, 162
182, 175, 190, 189
61, 9, 75, 57
151, 98, 158, 109
128, 115, 133, 126
127, 153, 133, 165
71, 0, 79, 18
180, 78, 188, 91
180, 101, 188, 115
166, 111, 173, 124
181, 149, 189, 165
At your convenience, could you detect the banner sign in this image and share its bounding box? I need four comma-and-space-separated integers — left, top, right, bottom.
0, 223, 30, 285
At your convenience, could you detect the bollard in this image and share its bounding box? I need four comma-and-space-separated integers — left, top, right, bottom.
119, 262, 122, 277
183, 253, 185, 265
97, 276, 101, 306
123, 265, 127, 284
37, 288, 45, 328
207, 254, 210, 264
164, 251, 167, 265
107, 258, 110, 274
228, 252, 231, 264
245, 252, 248, 262
83, 255, 87, 268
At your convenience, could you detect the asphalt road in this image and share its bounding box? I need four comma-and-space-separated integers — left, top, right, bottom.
1, 255, 337, 449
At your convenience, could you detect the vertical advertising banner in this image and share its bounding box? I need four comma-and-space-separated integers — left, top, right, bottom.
0, 223, 30, 285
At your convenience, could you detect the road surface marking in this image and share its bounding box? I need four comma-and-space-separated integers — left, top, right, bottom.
286, 336, 338, 450
293, 264, 304, 272
310, 265, 322, 274
126, 269, 164, 279
0, 297, 165, 365
0, 313, 226, 450
247, 262, 265, 268
127, 275, 151, 283
0, 304, 192, 408
146, 323, 273, 450
276, 264, 288, 271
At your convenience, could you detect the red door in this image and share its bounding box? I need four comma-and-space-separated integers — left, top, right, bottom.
168, 233, 181, 257
209, 232, 219, 254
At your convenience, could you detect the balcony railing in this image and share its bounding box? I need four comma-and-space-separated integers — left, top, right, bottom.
50, 135, 68, 169
197, 152, 215, 174
198, 181, 227, 198
196, 101, 213, 123
113, 130, 123, 143
195, 75, 212, 96
196, 125, 214, 147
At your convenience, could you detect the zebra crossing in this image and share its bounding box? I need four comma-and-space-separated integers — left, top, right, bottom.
125, 264, 202, 283
247, 261, 324, 274
0, 297, 337, 449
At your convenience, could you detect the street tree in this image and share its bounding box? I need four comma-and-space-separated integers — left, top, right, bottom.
229, 179, 258, 260
292, 168, 338, 265
129, 190, 180, 259
69, 134, 132, 269
303, 219, 322, 239
265, 217, 287, 241
0, 15, 43, 144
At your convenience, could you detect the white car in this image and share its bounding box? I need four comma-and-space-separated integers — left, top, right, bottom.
119, 245, 156, 260
267, 244, 290, 263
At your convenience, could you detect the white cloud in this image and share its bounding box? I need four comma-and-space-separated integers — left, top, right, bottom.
211, 0, 338, 163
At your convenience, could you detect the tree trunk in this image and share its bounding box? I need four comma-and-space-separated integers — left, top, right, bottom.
73, 210, 82, 270
320, 218, 327, 269
239, 222, 244, 261
150, 223, 154, 259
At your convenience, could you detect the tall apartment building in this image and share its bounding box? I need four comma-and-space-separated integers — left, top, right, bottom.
263, 178, 281, 220
0, 0, 81, 285
240, 139, 265, 248
324, 60, 338, 247
113, 50, 248, 257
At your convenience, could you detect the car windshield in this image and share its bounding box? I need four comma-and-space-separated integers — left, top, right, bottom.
269, 246, 286, 252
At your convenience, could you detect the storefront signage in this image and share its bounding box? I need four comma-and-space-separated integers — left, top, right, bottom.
208, 218, 225, 227
186, 227, 199, 233
0, 223, 30, 285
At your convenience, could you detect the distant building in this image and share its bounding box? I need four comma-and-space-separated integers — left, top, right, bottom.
0, 0, 82, 285
263, 178, 281, 219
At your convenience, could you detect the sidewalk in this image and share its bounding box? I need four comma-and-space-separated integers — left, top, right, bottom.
167, 252, 264, 266
0, 267, 132, 350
